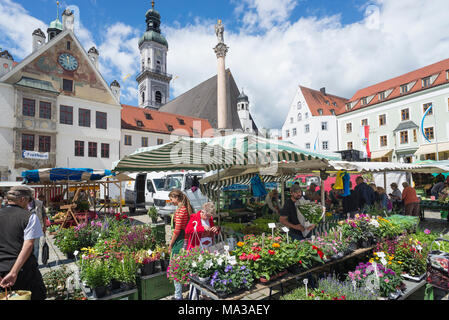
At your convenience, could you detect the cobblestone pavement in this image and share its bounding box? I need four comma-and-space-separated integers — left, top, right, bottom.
38, 210, 449, 300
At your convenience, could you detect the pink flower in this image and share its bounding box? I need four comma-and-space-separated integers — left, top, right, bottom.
424, 229, 431, 235
384, 278, 389, 283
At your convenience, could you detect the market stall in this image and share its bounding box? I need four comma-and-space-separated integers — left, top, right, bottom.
21, 168, 132, 230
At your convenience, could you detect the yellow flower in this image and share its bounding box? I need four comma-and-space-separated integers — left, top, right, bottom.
397, 261, 402, 264
376, 257, 379, 260
369, 259, 374, 263
272, 243, 280, 248
388, 261, 392, 265
237, 242, 244, 247
373, 252, 377, 256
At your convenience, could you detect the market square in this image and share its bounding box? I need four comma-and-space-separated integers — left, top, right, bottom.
0, 0, 449, 305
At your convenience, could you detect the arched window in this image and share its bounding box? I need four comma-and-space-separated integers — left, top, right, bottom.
297, 101, 302, 109
297, 113, 302, 121
155, 91, 162, 104
141, 60, 145, 71
141, 91, 145, 104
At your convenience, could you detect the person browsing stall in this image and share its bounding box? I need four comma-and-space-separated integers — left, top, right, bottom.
168, 189, 194, 300
279, 184, 316, 241
185, 202, 220, 251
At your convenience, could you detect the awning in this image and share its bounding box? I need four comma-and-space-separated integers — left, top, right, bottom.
414, 142, 449, 156
370, 149, 393, 159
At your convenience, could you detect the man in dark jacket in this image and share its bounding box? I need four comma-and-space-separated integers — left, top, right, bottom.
0, 186, 46, 300
353, 177, 375, 213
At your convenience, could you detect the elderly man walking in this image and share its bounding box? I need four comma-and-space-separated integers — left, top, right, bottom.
0, 186, 46, 300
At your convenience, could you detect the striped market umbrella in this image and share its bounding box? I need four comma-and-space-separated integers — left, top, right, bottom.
113, 133, 340, 173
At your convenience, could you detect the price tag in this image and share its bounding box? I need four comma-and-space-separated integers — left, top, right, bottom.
282, 227, 289, 233
268, 223, 276, 238
376, 252, 385, 258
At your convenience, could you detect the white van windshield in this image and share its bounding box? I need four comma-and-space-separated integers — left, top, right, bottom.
164, 175, 183, 191
153, 178, 166, 191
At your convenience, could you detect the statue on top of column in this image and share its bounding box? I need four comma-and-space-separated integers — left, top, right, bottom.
215, 19, 224, 43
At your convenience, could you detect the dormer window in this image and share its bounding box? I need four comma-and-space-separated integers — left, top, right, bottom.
361, 97, 368, 106
378, 91, 386, 101
330, 109, 336, 115
346, 103, 352, 111
166, 124, 174, 132
145, 113, 152, 120
332, 102, 337, 107
401, 84, 408, 94
325, 100, 329, 105
422, 76, 431, 88
177, 118, 185, 125
136, 120, 144, 127
317, 109, 323, 115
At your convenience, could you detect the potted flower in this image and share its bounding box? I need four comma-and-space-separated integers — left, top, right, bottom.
135, 249, 160, 276
110, 254, 138, 291
209, 265, 254, 297
79, 256, 111, 298
147, 206, 159, 224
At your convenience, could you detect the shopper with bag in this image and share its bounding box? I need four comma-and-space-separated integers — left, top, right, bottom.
28, 196, 46, 264
185, 202, 220, 300
0, 186, 46, 300
168, 189, 193, 300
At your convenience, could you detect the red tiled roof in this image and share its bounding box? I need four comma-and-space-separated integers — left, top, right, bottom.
343, 57, 449, 113
300, 86, 348, 116
121, 104, 213, 137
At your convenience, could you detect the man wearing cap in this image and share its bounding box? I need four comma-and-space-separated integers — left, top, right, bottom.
280, 184, 316, 241
0, 186, 46, 300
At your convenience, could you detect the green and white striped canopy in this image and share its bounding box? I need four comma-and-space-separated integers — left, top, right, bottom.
113, 133, 341, 173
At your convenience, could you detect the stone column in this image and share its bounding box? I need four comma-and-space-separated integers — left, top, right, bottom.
214, 20, 229, 131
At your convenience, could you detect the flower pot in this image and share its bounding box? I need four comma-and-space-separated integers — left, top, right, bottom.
92, 285, 107, 299
348, 242, 358, 251
110, 279, 121, 290
119, 282, 135, 291
66, 252, 75, 260
141, 261, 155, 276
160, 259, 170, 272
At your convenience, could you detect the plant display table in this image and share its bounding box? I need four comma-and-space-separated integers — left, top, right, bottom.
188, 247, 375, 300
420, 200, 449, 222
137, 272, 174, 300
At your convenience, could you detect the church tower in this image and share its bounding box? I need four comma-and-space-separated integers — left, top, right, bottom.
136, 1, 172, 109
237, 89, 254, 133
47, 1, 63, 41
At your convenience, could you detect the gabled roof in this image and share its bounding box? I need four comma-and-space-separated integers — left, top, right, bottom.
121, 104, 213, 137
299, 86, 348, 116
0, 29, 119, 106
343, 57, 449, 113
160, 69, 258, 132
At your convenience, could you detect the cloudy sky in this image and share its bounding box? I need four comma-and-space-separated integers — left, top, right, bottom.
1, 0, 449, 130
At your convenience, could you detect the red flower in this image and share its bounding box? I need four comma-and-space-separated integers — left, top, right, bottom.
252, 254, 261, 261
298, 260, 302, 264
122, 215, 128, 219
341, 295, 346, 300
268, 250, 275, 255
239, 253, 247, 261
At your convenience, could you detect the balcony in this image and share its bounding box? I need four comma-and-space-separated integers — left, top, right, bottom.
136, 67, 173, 82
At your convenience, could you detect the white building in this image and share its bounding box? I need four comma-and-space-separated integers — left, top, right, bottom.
0, 8, 121, 181
281, 86, 347, 155
337, 58, 449, 163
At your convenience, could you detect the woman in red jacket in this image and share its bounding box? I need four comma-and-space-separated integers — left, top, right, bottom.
185, 202, 220, 251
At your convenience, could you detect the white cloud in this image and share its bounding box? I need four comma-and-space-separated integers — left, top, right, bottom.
0, 0, 47, 59
2, 0, 449, 131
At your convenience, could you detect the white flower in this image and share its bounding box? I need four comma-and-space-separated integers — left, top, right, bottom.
74, 250, 79, 257
198, 255, 203, 262
204, 260, 213, 270
376, 252, 385, 258
228, 256, 237, 266
217, 258, 224, 266
369, 220, 379, 228
191, 262, 197, 268
147, 249, 153, 255
380, 258, 387, 266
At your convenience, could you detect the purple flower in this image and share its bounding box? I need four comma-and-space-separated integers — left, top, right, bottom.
424, 229, 431, 235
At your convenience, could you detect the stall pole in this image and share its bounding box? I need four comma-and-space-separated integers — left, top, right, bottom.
321, 178, 325, 222
383, 170, 387, 191
281, 177, 285, 208
216, 169, 221, 227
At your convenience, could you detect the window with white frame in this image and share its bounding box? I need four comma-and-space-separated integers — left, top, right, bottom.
305, 124, 310, 133
293, 128, 297, 136
305, 143, 311, 149
322, 141, 329, 150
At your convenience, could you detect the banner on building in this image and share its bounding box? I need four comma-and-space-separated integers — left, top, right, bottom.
22, 151, 49, 160
360, 125, 371, 158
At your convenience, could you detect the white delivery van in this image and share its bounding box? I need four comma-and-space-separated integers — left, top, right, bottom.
153, 171, 210, 222
124, 172, 166, 214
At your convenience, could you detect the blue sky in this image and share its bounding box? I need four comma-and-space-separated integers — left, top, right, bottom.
2, 0, 449, 130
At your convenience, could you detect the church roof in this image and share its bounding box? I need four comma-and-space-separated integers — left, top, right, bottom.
121, 104, 213, 137
139, 30, 168, 47
160, 70, 258, 132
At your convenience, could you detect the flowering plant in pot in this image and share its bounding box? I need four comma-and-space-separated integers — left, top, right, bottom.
134, 249, 160, 276
209, 265, 254, 295
78, 255, 111, 298
109, 253, 138, 290
167, 249, 197, 285
347, 262, 404, 298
